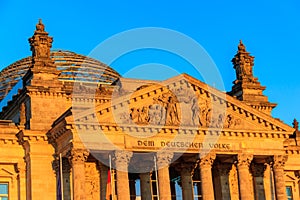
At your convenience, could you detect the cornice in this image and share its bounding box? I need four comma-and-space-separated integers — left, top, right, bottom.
72, 121, 291, 139
17, 130, 48, 145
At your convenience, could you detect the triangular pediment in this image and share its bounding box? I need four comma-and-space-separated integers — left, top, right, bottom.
73, 74, 294, 134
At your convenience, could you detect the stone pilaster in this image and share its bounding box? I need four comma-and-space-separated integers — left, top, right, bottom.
156, 152, 173, 200
273, 155, 288, 200
199, 153, 216, 200
68, 149, 89, 200
16, 162, 27, 200
179, 163, 195, 200
139, 172, 152, 200
237, 154, 253, 200
114, 151, 133, 200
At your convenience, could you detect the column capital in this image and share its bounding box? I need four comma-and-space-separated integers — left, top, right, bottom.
114, 150, 133, 171
177, 162, 197, 175
68, 149, 89, 165
156, 151, 174, 168
237, 153, 253, 167
199, 153, 216, 167
272, 155, 288, 169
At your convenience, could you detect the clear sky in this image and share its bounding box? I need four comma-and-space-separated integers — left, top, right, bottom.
0, 0, 299, 126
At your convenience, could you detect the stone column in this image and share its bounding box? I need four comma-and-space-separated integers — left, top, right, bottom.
68, 149, 89, 200
98, 162, 109, 200
214, 162, 232, 200
273, 155, 288, 200
114, 151, 133, 200
156, 152, 174, 200
129, 179, 136, 200
237, 154, 253, 200
263, 163, 272, 200
199, 153, 216, 200
139, 172, 152, 200
180, 163, 195, 200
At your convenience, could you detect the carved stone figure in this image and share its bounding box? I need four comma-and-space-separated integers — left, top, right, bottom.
154, 93, 180, 126
130, 108, 140, 123
148, 105, 162, 125
165, 96, 180, 125
36, 19, 45, 32
129, 106, 149, 124
224, 114, 234, 128
191, 97, 201, 126
139, 106, 149, 123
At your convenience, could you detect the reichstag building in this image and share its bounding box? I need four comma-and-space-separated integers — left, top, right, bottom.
0, 20, 299, 200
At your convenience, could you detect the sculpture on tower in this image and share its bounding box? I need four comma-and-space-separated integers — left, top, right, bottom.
228, 40, 276, 114
28, 19, 53, 63
231, 40, 255, 82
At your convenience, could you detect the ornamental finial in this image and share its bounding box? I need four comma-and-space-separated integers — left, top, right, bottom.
238, 40, 246, 52
293, 118, 299, 131
36, 19, 45, 32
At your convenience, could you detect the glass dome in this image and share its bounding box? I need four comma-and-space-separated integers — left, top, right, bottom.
0, 50, 120, 100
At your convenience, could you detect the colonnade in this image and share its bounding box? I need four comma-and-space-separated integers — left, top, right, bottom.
61, 150, 288, 200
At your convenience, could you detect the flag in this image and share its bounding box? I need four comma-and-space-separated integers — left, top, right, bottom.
106, 170, 112, 200
56, 153, 63, 200
56, 169, 62, 200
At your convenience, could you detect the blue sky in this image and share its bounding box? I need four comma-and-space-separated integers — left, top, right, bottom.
0, 0, 299, 126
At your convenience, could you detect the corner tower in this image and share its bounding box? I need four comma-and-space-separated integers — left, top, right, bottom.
22, 19, 65, 130
228, 40, 276, 114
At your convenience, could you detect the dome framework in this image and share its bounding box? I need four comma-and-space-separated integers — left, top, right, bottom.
0, 50, 120, 100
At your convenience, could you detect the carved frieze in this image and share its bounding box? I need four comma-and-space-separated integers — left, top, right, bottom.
120, 89, 244, 129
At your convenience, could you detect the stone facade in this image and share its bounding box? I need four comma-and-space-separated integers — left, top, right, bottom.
0, 20, 300, 200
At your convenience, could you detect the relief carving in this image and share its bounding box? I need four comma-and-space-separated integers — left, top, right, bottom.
224, 114, 242, 128
191, 97, 201, 126
154, 93, 180, 126
130, 106, 149, 124
173, 85, 194, 103
148, 104, 163, 125
118, 85, 245, 129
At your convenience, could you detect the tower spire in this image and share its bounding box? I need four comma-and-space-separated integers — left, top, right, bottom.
228, 41, 276, 115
